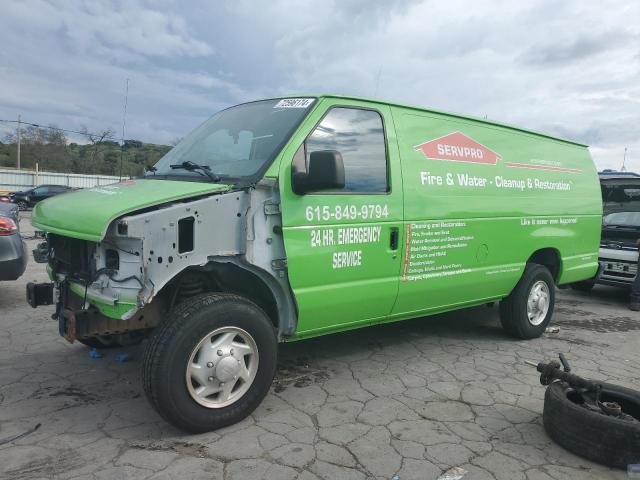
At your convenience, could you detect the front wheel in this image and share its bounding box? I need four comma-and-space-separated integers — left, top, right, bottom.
16, 200, 29, 211
142, 293, 277, 433
499, 264, 555, 339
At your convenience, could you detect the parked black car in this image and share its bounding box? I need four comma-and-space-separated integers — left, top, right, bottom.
0, 202, 27, 281
9, 184, 73, 210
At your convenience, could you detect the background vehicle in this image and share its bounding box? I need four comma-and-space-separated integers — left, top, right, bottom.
0, 202, 27, 281
27, 95, 601, 432
590, 171, 640, 289
0, 201, 19, 222
9, 184, 73, 210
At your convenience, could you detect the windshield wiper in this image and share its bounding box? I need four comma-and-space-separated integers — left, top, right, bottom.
170, 161, 221, 182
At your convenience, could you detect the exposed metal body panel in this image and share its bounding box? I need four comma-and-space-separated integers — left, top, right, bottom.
78, 185, 296, 336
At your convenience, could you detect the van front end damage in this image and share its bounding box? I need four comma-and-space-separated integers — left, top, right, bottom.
28, 183, 296, 345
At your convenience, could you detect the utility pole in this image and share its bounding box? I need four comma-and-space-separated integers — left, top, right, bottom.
16, 114, 21, 170
119, 78, 130, 181
622, 147, 628, 172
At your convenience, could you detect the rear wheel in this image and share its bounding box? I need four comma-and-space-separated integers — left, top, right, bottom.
142, 293, 277, 433
500, 264, 555, 339
16, 200, 28, 211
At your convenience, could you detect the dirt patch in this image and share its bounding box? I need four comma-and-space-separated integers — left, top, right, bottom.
555, 306, 597, 317
4, 450, 81, 479
32, 386, 100, 404
555, 316, 640, 333
130, 441, 208, 458
273, 357, 330, 393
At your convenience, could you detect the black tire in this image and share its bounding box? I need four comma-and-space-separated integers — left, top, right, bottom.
499, 263, 555, 339
142, 293, 277, 433
543, 381, 640, 469
570, 280, 595, 293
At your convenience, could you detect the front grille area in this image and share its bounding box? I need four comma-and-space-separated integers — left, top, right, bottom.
600, 258, 638, 281
48, 234, 96, 281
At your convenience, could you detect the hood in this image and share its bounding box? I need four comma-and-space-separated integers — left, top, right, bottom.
32, 179, 231, 242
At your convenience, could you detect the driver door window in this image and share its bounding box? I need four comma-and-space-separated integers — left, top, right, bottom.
303, 107, 388, 193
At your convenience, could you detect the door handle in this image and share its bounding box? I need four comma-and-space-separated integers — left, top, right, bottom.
390, 227, 399, 251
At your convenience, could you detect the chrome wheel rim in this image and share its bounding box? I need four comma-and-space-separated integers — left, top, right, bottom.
527, 280, 550, 326
186, 326, 259, 409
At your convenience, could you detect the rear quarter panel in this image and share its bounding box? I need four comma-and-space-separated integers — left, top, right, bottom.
389, 106, 601, 317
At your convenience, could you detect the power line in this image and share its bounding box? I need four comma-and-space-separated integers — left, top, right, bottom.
0, 118, 121, 142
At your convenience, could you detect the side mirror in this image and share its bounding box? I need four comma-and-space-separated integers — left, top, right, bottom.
292, 150, 345, 194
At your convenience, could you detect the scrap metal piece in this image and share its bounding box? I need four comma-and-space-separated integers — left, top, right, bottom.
437, 467, 467, 480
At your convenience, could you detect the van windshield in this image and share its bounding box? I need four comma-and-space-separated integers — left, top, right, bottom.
150, 98, 315, 183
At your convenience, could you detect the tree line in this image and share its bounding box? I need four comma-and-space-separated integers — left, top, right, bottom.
0, 125, 172, 177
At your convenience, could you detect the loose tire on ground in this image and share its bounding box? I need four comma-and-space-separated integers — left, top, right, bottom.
499, 263, 555, 339
142, 293, 277, 433
543, 381, 640, 469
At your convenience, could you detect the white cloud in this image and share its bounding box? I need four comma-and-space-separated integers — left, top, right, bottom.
0, 0, 638, 171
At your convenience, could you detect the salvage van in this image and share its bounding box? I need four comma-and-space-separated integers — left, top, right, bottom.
27, 95, 602, 432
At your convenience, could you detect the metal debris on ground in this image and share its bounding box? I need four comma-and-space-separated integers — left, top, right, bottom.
545, 326, 560, 333
527, 353, 640, 469
437, 466, 467, 480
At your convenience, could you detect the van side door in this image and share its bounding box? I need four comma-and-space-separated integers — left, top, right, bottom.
279, 101, 404, 337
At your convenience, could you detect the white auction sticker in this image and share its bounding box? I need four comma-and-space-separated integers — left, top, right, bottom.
274, 98, 314, 109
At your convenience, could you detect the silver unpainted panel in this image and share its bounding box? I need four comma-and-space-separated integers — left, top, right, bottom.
89, 186, 297, 336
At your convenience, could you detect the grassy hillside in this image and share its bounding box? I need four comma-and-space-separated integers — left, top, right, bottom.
0, 126, 172, 177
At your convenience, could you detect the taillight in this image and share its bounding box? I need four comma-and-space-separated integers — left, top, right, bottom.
0, 217, 18, 236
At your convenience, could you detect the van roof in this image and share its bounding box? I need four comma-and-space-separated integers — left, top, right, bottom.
282, 94, 589, 148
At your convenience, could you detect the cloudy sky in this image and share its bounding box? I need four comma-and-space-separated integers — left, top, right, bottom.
0, 0, 638, 170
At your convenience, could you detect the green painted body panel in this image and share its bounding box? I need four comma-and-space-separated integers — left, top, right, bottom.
32, 179, 231, 241
279, 99, 405, 336
276, 96, 601, 340
68, 282, 136, 319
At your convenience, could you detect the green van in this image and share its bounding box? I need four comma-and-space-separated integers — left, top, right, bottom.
28, 95, 602, 431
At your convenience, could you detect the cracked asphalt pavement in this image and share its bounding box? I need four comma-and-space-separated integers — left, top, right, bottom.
1, 215, 638, 479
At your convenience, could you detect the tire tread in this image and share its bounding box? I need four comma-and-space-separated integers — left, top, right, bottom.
142, 293, 274, 431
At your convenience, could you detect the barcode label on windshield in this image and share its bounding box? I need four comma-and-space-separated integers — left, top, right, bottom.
274, 98, 314, 109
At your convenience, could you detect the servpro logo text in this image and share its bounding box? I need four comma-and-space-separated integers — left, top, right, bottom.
414, 132, 501, 165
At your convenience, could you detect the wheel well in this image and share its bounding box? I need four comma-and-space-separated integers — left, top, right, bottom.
160, 263, 279, 329
527, 248, 561, 281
